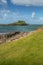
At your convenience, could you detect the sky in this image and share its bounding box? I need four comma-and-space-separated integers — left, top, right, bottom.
0, 0, 43, 24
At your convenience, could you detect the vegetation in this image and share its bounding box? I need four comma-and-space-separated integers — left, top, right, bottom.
0, 20, 28, 26
0, 30, 43, 65
9, 20, 27, 25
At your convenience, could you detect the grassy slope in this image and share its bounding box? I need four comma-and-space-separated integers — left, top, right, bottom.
0, 30, 43, 65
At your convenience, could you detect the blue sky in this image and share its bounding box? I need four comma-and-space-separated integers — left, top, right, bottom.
0, 0, 43, 24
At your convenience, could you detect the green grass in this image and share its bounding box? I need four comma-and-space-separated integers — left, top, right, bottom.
0, 31, 43, 65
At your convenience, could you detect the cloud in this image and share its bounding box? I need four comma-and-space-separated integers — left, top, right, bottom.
0, 0, 43, 6
0, 0, 7, 4
40, 17, 43, 20
31, 12, 36, 19
0, 9, 43, 24
0, 9, 30, 24
1, 0, 7, 4
1, 10, 10, 13
0, 9, 21, 21
0, 10, 10, 20
11, 0, 43, 6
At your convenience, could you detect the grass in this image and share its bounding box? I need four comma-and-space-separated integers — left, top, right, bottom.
0, 30, 43, 65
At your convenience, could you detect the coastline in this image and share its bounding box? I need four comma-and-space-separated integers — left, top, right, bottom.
0, 31, 37, 44
0, 27, 43, 44
0, 32, 29, 44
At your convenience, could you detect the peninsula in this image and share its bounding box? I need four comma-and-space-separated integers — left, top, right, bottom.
0, 21, 28, 26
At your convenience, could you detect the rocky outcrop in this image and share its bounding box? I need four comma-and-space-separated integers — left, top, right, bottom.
0, 32, 29, 44
0, 32, 20, 44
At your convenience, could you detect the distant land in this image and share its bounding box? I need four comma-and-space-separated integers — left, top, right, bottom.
0, 21, 28, 26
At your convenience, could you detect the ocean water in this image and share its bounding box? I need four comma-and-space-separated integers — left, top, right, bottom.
0, 25, 43, 33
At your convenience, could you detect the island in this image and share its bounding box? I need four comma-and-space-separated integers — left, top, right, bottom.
0, 20, 28, 26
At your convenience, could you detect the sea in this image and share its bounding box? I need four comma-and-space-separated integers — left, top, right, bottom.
0, 25, 43, 34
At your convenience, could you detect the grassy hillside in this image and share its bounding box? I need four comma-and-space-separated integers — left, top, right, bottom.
0, 30, 43, 65
13, 20, 27, 25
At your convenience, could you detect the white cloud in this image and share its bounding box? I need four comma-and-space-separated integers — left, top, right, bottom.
2, 0, 7, 3
0, 10, 10, 20
0, 9, 21, 21
1, 0, 7, 4
11, 0, 43, 6
0, 0, 43, 6
40, 17, 43, 20
3, 13, 8, 19
31, 12, 36, 19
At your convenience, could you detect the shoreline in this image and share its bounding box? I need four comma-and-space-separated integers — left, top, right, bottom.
0, 28, 43, 44
8, 28, 43, 43
0, 31, 36, 44
0, 32, 20, 44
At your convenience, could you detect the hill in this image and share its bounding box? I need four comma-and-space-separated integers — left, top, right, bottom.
0, 29, 43, 65
0, 21, 28, 26
9, 20, 28, 26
